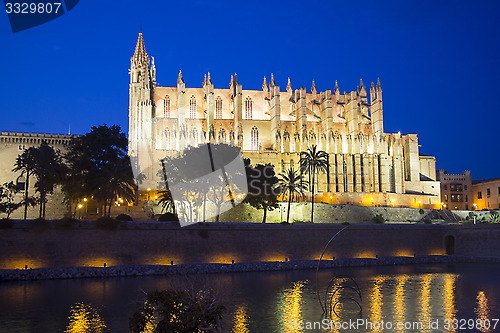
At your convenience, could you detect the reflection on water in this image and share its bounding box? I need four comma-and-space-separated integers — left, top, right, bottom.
476, 291, 491, 333
277, 280, 306, 333
0, 264, 499, 332
232, 303, 250, 333
65, 303, 108, 333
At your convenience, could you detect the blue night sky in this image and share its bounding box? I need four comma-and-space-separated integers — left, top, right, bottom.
1, 0, 499, 180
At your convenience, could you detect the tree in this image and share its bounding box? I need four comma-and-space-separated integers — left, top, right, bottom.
299, 145, 328, 223
13, 143, 66, 219
244, 162, 280, 223
0, 182, 22, 218
277, 166, 307, 224
64, 124, 136, 216
129, 288, 225, 333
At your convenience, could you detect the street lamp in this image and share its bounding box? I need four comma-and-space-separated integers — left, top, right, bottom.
77, 203, 83, 219
147, 188, 151, 201
83, 198, 88, 218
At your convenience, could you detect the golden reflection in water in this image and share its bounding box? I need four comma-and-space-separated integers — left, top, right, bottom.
278, 280, 306, 333
325, 279, 343, 333
475, 291, 491, 333
65, 303, 107, 333
369, 275, 387, 333
232, 303, 250, 333
417, 274, 433, 333
443, 274, 458, 333
394, 274, 409, 333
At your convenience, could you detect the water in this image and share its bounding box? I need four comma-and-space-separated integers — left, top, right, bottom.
0, 263, 499, 332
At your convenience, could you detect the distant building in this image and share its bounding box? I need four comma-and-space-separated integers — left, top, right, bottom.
0, 131, 76, 219
128, 33, 441, 208
436, 170, 472, 210
472, 178, 500, 210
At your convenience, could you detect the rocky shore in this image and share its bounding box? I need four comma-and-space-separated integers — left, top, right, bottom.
2, 255, 498, 282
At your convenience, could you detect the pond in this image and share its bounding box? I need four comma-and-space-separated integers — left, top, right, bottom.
0, 263, 499, 332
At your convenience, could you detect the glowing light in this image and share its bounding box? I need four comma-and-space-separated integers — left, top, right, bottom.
77, 204, 83, 209
147, 188, 151, 191
475, 291, 491, 333
65, 303, 107, 333
442, 274, 458, 332
83, 198, 87, 202
232, 304, 250, 333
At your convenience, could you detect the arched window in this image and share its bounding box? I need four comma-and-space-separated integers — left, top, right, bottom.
164, 96, 170, 117
216, 97, 222, 119
245, 97, 253, 120
251, 126, 258, 151
281, 159, 285, 172
190, 96, 196, 119
165, 128, 171, 150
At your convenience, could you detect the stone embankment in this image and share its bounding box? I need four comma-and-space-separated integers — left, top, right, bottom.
2, 255, 497, 282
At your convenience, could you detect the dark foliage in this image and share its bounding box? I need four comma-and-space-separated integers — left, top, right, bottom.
115, 213, 133, 221
95, 216, 119, 230
372, 214, 385, 224
54, 217, 79, 229
0, 218, 13, 229
157, 212, 180, 222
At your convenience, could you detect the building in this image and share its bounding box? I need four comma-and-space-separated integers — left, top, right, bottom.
0, 131, 77, 219
128, 33, 441, 208
436, 170, 472, 210
472, 178, 500, 210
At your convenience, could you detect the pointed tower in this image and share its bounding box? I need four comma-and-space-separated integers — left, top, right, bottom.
371, 78, 384, 136
262, 76, 268, 92
311, 79, 317, 95
129, 32, 155, 189
286, 77, 292, 93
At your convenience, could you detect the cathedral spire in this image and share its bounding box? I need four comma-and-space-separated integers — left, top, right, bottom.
376, 77, 382, 91
132, 32, 148, 65
311, 79, 317, 94
270, 73, 275, 87
177, 70, 184, 85
286, 77, 292, 93
334, 80, 339, 93
207, 72, 212, 85
262, 76, 268, 92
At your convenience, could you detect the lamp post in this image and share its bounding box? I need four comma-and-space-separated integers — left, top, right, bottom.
83, 198, 88, 218
77, 203, 83, 220
147, 188, 151, 201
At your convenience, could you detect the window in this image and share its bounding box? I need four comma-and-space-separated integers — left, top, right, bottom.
164, 96, 170, 117
487, 188, 491, 197
190, 96, 196, 118
245, 97, 253, 120
444, 185, 447, 191
478, 191, 482, 199
465, 185, 468, 190
251, 126, 258, 151
16, 175, 26, 191
281, 159, 285, 172
498, 187, 500, 195
444, 194, 448, 202
216, 97, 222, 119
219, 129, 226, 143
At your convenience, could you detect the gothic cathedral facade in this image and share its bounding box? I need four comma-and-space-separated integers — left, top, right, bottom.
128, 33, 441, 208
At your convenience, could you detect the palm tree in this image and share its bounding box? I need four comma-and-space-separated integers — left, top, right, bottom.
299, 145, 328, 223
277, 166, 307, 224
13, 148, 36, 220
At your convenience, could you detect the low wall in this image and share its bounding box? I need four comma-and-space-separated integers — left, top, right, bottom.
1, 222, 498, 270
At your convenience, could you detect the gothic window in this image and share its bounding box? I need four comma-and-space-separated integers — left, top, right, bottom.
251, 126, 258, 151
281, 159, 285, 172
290, 159, 294, 170
245, 97, 253, 120
478, 191, 482, 199
190, 96, 196, 119
164, 96, 170, 117
216, 97, 222, 119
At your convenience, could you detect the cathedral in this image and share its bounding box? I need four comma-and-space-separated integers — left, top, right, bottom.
128, 33, 441, 209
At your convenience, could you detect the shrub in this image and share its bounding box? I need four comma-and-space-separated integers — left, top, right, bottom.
0, 218, 13, 229
423, 218, 432, 224
342, 222, 350, 226
95, 217, 119, 230
115, 213, 133, 221
280, 221, 290, 225
129, 289, 225, 333
29, 218, 50, 231
419, 209, 425, 215
372, 214, 385, 224
490, 211, 500, 223
157, 212, 179, 222
54, 217, 78, 229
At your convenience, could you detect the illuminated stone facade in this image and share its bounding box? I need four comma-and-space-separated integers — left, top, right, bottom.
436, 170, 473, 210
129, 33, 441, 208
472, 178, 500, 210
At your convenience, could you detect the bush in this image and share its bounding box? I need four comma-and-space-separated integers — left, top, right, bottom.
423, 218, 432, 224
115, 213, 133, 221
490, 211, 500, 223
157, 212, 179, 222
95, 217, 119, 230
419, 209, 425, 215
342, 222, 350, 226
29, 218, 50, 231
280, 221, 290, 225
54, 217, 78, 229
372, 214, 385, 224
0, 218, 13, 229
129, 289, 225, 333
